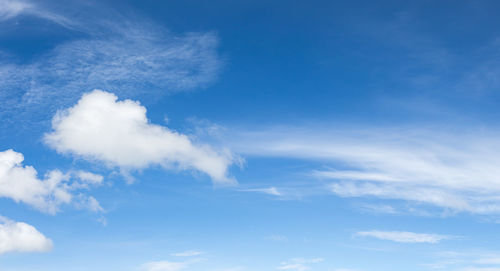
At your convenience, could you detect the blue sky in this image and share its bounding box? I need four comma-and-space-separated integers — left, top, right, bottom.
2, 0, 500, 270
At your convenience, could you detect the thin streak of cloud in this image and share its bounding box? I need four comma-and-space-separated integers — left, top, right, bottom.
239, 187, 282, 196
356, 230, 450, 244
171, 250, 205, 257
0, 0, 75, 28
227, 126, 500, 214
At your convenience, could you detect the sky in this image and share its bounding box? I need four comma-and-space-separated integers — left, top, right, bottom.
2, 0, 500, 270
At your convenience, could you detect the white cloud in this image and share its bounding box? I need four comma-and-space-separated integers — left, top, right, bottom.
0, 0, 30, 21
171, 250, 205, 257
141, 261, 190, 271
228, 126, 500, 214
277, 258, 323, 271
0, 0, 73, 27
0, 216, 53, 254
45, 90, 236, 185
425, 250, 500, 270
0, 4, 220, 129
239, 187, 282, 196
356, 230, 449, 244
0, 149, 103, 214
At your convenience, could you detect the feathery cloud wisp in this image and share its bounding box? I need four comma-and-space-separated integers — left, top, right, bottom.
277, 258, 324, 271
228, 126, 500, 214
356, 230, 450, 244
0, 1, 221, 131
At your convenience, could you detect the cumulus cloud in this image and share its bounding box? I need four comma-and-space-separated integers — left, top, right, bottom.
228, 126, 500, 214
0, 149, 103, 214
0, 216, 53, 254
356, 230, 449, 244
44, 90, 236, 184
277, 258, 323, 271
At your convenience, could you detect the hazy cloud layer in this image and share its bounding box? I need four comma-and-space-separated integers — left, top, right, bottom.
45, 90, 236, 184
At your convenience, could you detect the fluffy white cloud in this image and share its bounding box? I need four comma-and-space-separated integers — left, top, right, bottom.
228, 127, 500, 214
141, 261, 190, 271
0, 149, 102, 214
356, 230, 449, 243
277, 258, 323, 271
45, 90, 236, 184
0, 216, 53, 254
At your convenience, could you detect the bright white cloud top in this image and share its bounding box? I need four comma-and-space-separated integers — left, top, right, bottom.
45, 90, 236, 184
0, 216, 53, 254
356, 230, 450, 244
0, 149, 102, 214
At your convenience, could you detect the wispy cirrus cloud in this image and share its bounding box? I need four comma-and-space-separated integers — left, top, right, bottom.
171, 250, 205, 257
0, 1, 221, 130
238, 187, 282, 196
140, 260, 190, 271
0, 0, 73, 27
227, 126, 500, 214
277, 258, 324, 271
0, 215, 53, 254
356, 230, 450, 244
424, 250, 500, 270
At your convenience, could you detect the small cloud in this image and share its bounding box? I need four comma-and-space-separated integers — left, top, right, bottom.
239, 187, 282, 196
356, 230, 450, 244
171, 250, 205, 257
0, 216, 53, 254
0, 149, 102, 214
277, 258, 323, 271
140, 261, 189, 271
